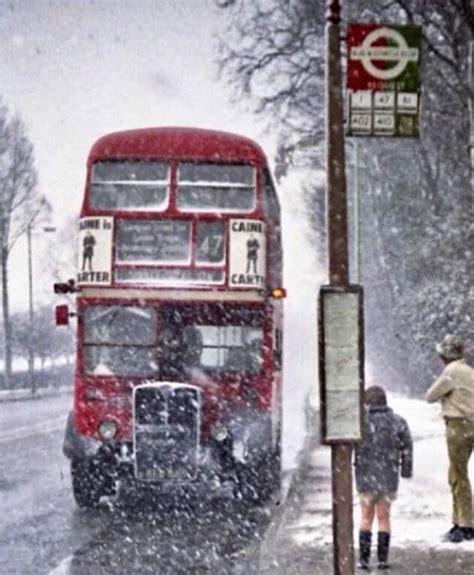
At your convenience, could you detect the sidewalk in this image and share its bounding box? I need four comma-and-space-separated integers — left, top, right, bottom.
260, 429, 473, 574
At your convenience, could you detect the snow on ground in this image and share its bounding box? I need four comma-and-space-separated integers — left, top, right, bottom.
389, 394, 473, 551
289, 393, 474, 553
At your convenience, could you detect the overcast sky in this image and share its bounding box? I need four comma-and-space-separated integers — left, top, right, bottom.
1, 0, 284, 309
1, 0, 274, 218
1, 0, 318, 406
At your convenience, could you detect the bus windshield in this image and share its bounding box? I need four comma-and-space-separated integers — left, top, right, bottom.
82, 304, 264, 378
90, 160, 169, 211
159, 324, 263, 378
83, 305, 158, 377
177, 163, 255, 212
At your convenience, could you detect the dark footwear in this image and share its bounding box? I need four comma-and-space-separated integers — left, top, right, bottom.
377, 561, 390, 569
462, 527, 474, 540
460, 527, 474, 541
359, 530, 372, 570
443, 525, 468, 543
442, 524, 458, 541
443, 523, 459, 541
377, 532, 390, 567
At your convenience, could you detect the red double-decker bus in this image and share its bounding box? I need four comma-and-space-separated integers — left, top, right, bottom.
56, 127, 284, 507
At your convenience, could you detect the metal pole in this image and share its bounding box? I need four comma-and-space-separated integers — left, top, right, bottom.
326, 1, 349, 285
27, 223, 35, 394
325, 2, 354, 574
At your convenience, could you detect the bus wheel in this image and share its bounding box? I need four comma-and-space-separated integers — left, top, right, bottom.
237, 451, 281, 506
258, 450, 281, 503
71, 460, 102, 508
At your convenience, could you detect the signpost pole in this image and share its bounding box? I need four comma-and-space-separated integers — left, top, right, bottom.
325, 2, 354, 574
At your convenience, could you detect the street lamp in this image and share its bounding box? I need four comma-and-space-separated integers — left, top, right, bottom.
27, 223, 56, 394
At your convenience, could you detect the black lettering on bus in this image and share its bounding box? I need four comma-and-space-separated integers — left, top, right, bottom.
232, 221, 263, 233
248, 222, 262, 233
77, 271, 110, 283
231, 273, 264, 286
80, 219, 100, 230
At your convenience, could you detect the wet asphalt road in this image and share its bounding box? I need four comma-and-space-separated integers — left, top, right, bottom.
59, 495, 272, 575
0, 394, 275, 575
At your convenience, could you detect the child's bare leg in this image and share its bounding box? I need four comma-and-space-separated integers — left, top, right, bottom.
376, 500, 391, 532
360, 500, 376, 530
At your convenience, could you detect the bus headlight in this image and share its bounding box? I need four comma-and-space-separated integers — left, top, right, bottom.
211, 423, 228, 442
99, 419, 117, 441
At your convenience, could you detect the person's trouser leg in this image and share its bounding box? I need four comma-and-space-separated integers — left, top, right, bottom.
446, 418, 474, 528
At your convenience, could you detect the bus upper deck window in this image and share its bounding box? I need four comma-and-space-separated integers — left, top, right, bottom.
177, 163, 255, 213
90, 160, 169, 211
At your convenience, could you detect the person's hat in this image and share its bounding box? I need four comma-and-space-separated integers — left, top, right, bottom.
435, 334, 464, 360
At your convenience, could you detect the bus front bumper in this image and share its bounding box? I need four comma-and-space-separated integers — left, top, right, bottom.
63, 411, 242, 491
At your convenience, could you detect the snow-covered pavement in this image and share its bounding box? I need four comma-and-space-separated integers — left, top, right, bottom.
389, 394, 473, 550
289, 394, 474, 552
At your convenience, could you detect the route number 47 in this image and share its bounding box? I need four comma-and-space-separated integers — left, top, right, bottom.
198, 233, 224, 263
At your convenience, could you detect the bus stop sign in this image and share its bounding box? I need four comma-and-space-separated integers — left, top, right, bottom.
347, 24, 422, 137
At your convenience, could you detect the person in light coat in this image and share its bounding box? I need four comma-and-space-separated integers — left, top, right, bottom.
354, 386, 413, 570
425, 334, 474, 543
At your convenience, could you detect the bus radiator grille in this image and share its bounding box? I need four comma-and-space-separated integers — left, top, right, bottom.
133, 384, 201, 482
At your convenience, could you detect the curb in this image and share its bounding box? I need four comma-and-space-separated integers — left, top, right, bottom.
259, 397, 319, 571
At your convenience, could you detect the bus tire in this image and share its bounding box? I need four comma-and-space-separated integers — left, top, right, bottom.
71, 460, 103, 508
257, 449, 281, 503
237, 449, 281, 506
255, 427, 282, 504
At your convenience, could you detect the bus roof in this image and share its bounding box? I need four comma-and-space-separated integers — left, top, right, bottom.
88, 127, 268, 166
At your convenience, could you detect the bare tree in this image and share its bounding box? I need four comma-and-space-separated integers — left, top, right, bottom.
216, 0, 472, 186
352, 1, 472, 385
216, 0, 473, 390
12, 305, 75, 387
0, 99, 45, 388
216, 0, 327, 173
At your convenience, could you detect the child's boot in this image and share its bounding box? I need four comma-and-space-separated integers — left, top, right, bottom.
377, 531, 391, 569
358, 530, 371, 570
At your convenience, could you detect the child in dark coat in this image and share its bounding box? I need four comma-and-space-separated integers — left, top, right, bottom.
354, 386, 413, 570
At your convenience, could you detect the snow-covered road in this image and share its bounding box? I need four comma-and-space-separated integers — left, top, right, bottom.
0, 381, 311, 575
3, 383, 471, 575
